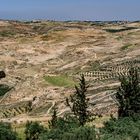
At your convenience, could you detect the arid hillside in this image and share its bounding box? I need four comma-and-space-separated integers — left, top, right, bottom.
0, 20, 140, 123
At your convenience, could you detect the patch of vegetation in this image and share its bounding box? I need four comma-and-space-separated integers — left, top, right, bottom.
105, 27, 137, 33
32, 25, 41, 31
120, 44, 133, 50
44, 75, 76, 87
0, 84, 12, 96
40, 121, 96, 140
18, 37, 33, 44
25, 121, 46, 140
60, 126, 96, 140
15, 125, 26, 140
0, 122, 18, 140
100, 116, 140, 140
41, 32, 65, 42
89, 60, 101, 70
116, 36, 123, 40
13, 115, 140, 140
0, 31, 16, 37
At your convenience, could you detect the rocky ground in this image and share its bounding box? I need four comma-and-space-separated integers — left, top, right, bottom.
0, 20, 140, 123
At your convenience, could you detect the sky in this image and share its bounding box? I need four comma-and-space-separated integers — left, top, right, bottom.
0, 0, 140, 21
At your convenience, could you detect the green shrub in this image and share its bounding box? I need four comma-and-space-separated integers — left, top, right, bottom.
40, 125, 96, 140
25, 121, 46, 140
100, 116, 140, 140
0, 84, 12, 96
0, 122, 18, 140
120, 44, 133, 50
39, 116, 80, 140
61, 126, 96, 140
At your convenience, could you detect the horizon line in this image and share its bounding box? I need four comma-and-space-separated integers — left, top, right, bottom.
0, 18, 140, 22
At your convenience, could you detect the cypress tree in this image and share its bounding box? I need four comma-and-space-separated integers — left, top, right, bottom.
116, 67, 140, 117
66, 74, 91, 126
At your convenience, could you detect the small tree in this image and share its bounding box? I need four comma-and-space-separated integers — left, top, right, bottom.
116, 67, 140, 117
66, 74, 91, 126
48, 104, 58, 129
25, 121, 45, 140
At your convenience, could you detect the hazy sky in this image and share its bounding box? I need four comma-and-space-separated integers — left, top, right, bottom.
0, 0, 140, 21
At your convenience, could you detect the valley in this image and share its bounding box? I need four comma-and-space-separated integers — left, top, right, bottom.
0, 20, 140, 123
